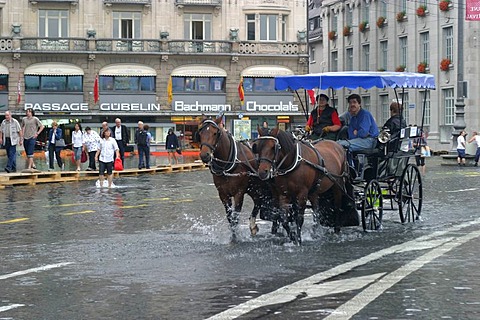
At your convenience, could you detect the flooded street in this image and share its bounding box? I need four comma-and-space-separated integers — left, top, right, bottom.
1, 156, 480, 319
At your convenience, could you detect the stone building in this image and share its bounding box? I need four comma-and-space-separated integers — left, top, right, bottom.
0, 0, 308, 146
309, 0, 480, 152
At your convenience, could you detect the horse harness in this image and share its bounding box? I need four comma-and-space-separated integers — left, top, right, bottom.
199, 120, 257, 177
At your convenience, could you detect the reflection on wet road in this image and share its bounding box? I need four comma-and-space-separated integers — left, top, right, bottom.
1, 156, 480, 319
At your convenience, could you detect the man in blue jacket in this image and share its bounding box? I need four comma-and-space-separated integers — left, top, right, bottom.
338, 94, 379, 152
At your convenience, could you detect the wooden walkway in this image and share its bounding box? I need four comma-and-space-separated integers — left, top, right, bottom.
0, 162, 207, 189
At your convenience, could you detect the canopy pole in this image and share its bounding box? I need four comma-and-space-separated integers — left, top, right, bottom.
295, 90, 309, 121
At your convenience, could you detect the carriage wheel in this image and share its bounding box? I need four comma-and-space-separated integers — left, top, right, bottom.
361, 180, 383, 231
398, 164, 423, 223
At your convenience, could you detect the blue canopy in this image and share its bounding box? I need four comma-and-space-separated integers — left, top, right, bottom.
275, 71, 436, 91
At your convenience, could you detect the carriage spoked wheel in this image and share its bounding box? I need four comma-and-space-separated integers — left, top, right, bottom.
398, 164, 423, 223
361, 180, 383, 231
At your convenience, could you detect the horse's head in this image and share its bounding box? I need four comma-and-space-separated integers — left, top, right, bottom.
252, 127, 281, 180
198, 116, 223, 163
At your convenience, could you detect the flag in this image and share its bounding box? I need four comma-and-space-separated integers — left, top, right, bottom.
167, 76, 173, 104
16, 79, 21, 104
93, 74, 99, 104
238, 77, 245, 105
307, 90, 316, 105
466, 0, 480, 20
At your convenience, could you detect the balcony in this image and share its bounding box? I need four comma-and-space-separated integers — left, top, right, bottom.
175, 0, 221, 6
308, 28, 323, 42
103, 0, 151, 4
29, 0, 78, 3
12, 37, 306, 56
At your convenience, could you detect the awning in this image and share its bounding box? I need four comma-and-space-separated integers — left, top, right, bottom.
0, 64, 8, 75
241, 65, 294, 78
171, 65, 227, 78
25, 63, 84, 76
99, 64, 157, 77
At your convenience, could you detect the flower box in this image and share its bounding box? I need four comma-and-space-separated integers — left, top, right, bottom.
328, 31, 337, 41
376, 16, 386, 28
343, 25, 352, 37
439, 0, 451, 12
440, 58, 452, 71
417, 62, 428, 73
396, 11, 407, 22
395, 65, 406, 72
416, 5, 428, 17
359, 21, 369, 33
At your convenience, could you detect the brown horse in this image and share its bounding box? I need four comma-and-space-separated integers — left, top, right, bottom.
198, 117, 279, 240
251, 127, 358, 244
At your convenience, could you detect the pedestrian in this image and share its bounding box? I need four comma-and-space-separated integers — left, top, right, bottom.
47, 121, 64, 171
467, 130, 480, 166
143, 124, 152, 169
83, 126, 101, 171
21, 108, 44, 170
166, 128, 179, 165
134, 121, 148, 169
72, 122, 84, 171
0, 111, 23, 173
100, 121, 113, 137
111, 118, 129, 167
456, 130, 467, 166
95, 128, 120, 188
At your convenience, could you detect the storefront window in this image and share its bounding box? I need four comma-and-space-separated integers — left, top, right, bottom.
99, 76, 155, 92
172, 76, 226, 93
244, 77, 276, 92
25, 75, 83, 92
0, 75, 7, 91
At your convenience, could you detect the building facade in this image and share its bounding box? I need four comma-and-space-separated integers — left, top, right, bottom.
0, 0, 309, 146
309, 0, 480, 152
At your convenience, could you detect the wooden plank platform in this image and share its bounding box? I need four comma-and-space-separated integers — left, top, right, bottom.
0, 162, 207, 189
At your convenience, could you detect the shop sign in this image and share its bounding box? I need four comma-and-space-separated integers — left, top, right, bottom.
99, 103, 161, 111
174, 101, 232, 112
245, 101, 298, 112
25, 102, 89, 112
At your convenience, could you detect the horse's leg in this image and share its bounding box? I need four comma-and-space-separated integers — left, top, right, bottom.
291, 194, 308, 245
332, 186, 344, 233
249, 203, 260, 236
278, 194, 291, 237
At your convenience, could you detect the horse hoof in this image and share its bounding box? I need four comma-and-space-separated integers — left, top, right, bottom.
250, 225, 259, 236
334, 227, 341, 234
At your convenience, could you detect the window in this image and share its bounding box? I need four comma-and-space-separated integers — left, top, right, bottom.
310, 46, 316, 63
444, 27, 454, 61
0, 75, 7, 91
184, 14, 212, 40
331, 12, 338, 32
362, 1, 370, 24
420, 91, 431, 126
39, 10, 68, 37
99, 76, 155, 92
380, 94, 389, 124
331, 51, 338, 72
380, 40, 388, 70
25, 75, 83, 92
171, 77, 225, 93
245, 13, 286, 41
401, 0, 407, 11
362, 96, 371, 112
362, 44, 370, 71
243, 78, 275, 93
379, 1, 387, 17
420, 32, 430, 64
345, 8, 353, 26
309, 16, 321, 31
443, 88, 455, 125
399, 36, 408, 67
113, 12, 141, 39
346, 48, 353, 71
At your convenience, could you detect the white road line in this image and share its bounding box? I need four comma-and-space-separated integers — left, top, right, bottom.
207, 218, 480, 320
0, 304, 25, 312
325, 230, 480, 319
0, 262, 73, 281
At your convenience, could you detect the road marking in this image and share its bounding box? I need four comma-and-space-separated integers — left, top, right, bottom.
0, 218, 29, 224
120, 204, 149, 209
0, 304, 25, 312
171, 199, 194, 203
0, 262, 73, 281
63, 210, 95, 216
42, 202, 99, 208
325, 230, 480, 319
207, 218, 480, 320
143, 197, 171, 201
444, 188, 478, 193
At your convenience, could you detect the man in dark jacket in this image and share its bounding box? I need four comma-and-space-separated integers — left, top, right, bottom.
382, 101, 407, 151
305, 94, 342, 140
165, 128, 179, 165
111, 118, 130, 166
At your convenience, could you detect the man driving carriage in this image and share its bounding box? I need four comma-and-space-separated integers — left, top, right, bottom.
382, 101, 407, 152
337, 94, 379, 152
305, 93, 342, 140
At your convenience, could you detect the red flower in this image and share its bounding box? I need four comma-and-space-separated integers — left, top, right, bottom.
417, 62, 428, 73
416, 5, 427, 17
376, 16, 386, 28
343, 26, 351, 37
359, 21, 369, 33
439, 0, 451, 12
440, 58, 452, 71
395, 65, 406, 72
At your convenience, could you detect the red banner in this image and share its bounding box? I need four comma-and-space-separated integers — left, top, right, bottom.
237, 77, 245, 105
466, 0, 480, 20
93, 74, 99, 104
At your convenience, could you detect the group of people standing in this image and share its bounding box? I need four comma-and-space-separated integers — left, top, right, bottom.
456, 130, 480, 166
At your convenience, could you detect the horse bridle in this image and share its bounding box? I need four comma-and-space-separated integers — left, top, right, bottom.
255, 136, 281, 172
199, 120, 222, 153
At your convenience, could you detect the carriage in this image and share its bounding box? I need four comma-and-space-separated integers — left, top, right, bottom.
273, 71, 436, 233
